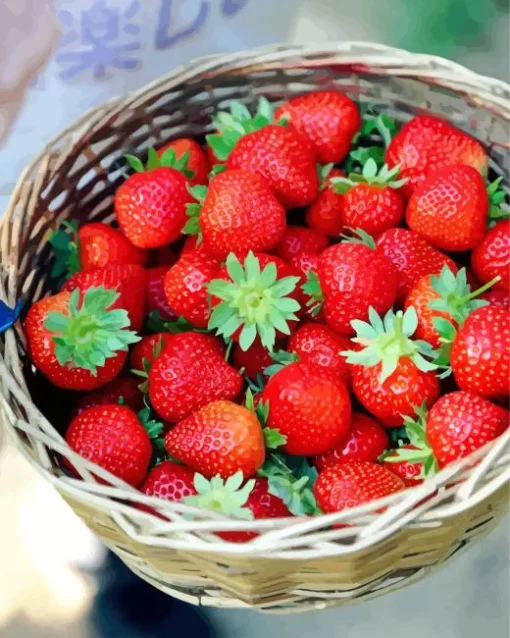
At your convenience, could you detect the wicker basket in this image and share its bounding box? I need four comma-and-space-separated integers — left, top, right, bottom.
1, 42, 509, 614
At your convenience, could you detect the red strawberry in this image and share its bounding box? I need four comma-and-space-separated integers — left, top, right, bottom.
406, 164, 488, 252
25, 288, 139, 391
386, 114, 487, 196
290, 251, 322, 321
165, 401, 265, 478
481, 289, 510, 311
141, 461, 197, 502
376, 227, 458, 302
306, 238, 397, 336
314, 461, 405, 513
62, 264, 146, 331
471, 220, 509, 292
130, 333, 173, 372
382, 445, 424, 487
149, 332, 242, 422
313, 413, 389, 471
288, 323, 352, 386
275, 225, 328, 262
451, 306, 510, 400
146, 266, 176, 321
306, 167, 346, 236
332, 160, 406, 236
72, 376, 144, 419
233, 338, 274, 379
180, 234, 212, 258
158, 137, 210, 187
207, 98, 318, 208
185, 169, 286, 260
426, 391, 509, 468
66, 404, 152, 486
343, 307, 440, 427
275, 90, 361, 163
261, 361, 351, 456
163, 251, 219, 329
115, 150, 193, 248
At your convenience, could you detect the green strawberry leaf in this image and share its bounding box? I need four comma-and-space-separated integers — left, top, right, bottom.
183, 472, 255, 519
264, 427, 287, 449
49, 220, 81, 282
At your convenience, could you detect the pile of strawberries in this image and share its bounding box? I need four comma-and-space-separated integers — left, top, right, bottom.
23, 89, 509, 540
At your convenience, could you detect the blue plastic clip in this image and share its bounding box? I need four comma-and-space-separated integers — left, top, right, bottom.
0, 299, 23, 334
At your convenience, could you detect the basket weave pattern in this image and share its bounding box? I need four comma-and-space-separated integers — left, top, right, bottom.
1, 43, 509, 613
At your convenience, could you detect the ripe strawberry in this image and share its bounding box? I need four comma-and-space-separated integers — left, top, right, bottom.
275, 90, 361, 163
343, 307, 440, 427
207, 98, 318, 208
331, 160, 406, 236
382, 445, 424, 487
149, 332, 242, 422
158, 137, 210, 187
25, 288, 139, 391
480, 290, 510, 311
288, 323, 352, 386
180, 234, 210, 258
313, 413, 389, 471
426, 391, 509, 468
233, 338, 274, 378
146, 266, 176, 321
275, 225, 328, 262
451, 306, 510, 400
386, 114, 487, 196
207, 252, 301, 351
406, 164, 488, 252
184, 169, 286, 260
305, 237, 397, 336
314, 461, 405, 513
261, 361, 351, 456
66, 404, 152, 486
141, 461, 197, 502
62, 263, 146, 331
72, 376, 144, 419
130, 333, 173, 372
165, 401, 265, 478
164, 251, 219, 329
306, 167, 346, 236
115, 150, 193, 248
376, 227, 458, 302
471, 220, 509, 292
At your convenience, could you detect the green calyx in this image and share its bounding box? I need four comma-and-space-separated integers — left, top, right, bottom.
137, 406, 164, 440
346, 111, 397, 173
302, 270, 324, 317
49, 220, 81, 282
145, 311, 199, 335
263, 349, 299, 377
183, 471, 255, 519
487, 177, 510, 226
125, 147, 195, 179
206, 97, 286, 162
317, 163, 335, 190
331, 158, 407, 194
44, 287, 140, 374
340, 227, 377, 249
245, 389, 287, 450
342, 306, 438, 383
206, 252, 301, 351
182, 184, 208, 237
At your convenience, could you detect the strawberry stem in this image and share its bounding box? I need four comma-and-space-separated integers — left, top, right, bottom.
463, 275, 501, 301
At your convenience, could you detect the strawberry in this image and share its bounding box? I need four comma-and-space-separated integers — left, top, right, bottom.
343, 307, 440, 427
207, 98, 318, 208
206, 252, 301, 351
66, 404, 152, 486
158, 137, 210, 187
274, 90, 361, 163
115, 149, 193, 248
306, 167, 346, 236
480, 290, 510, 311
141, 461, 197, 502
290, 251, 322, 321
149, 332, 242, 422
184, 169, 286, 260
426, 391, 509, 468
163, 251, 219, 329
232, 337, 274, 379
376, 227, 458, 302
130, 333, 173, 372
275, 225, 328, 262
72, 376, 144, 418
25, 288, 139, 391
314, 461, 405, 513
451, 306, 510, 400
331, 160, 406, 236
288, 322, 352, 386
386, 114, 487, 196
304, 236, 397, 336
313, 413, 389, 471
261, 361, 351, 456
145, 266, 176, 321
62, 264, 146, 331
165, 401, 265, 478
382, 445, 424, 487
406, 164, 489, 252
471, 220, 509, 292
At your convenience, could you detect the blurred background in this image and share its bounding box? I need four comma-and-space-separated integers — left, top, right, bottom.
0, 1, 509, 637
